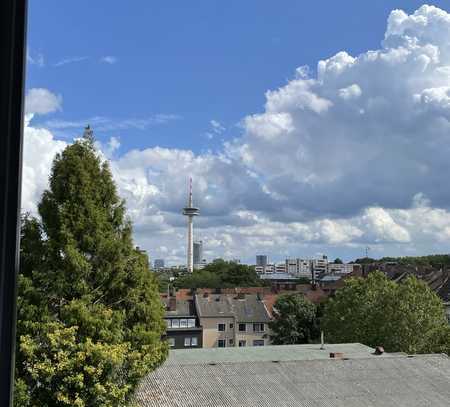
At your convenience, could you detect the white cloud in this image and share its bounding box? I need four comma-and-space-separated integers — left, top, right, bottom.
101, 56, 118, 64
54, 56, 88, 67
21, 5, 450, 264
25, 88, 62, 115
27, 50, 45, 67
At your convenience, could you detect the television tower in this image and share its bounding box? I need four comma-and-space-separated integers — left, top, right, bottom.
182, 178, 199, 273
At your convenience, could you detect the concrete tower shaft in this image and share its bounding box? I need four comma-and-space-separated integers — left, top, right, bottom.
182, 178, 199, 273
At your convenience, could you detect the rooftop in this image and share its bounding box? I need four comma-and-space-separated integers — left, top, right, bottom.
195, 293, 271, 323
133, 344, 450, 407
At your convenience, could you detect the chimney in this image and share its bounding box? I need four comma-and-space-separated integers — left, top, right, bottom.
168, 297, 177, 312
374, 346, 384, 355
329, 352, 344, 359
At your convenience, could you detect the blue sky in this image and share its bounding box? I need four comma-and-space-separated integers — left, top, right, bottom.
24, 2, 450, 264
28, 0, 448, 152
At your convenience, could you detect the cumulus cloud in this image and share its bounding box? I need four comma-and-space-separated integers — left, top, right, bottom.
21, 5, 450, 263
25, 88, 62, 115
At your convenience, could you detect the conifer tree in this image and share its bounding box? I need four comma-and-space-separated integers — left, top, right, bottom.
15, 131, 167, 406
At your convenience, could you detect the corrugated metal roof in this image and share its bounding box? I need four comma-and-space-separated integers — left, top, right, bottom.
164, 343, 383, 365
133, 344, 450, 406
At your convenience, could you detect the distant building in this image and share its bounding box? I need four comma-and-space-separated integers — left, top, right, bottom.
286, 258, 312, 279
154, 259, 165, 269
195, 293, 271, 348
193, 241, 203, 267
256, 255, 268, 267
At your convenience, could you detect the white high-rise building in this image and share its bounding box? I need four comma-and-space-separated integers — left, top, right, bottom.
182, 178, 199, 273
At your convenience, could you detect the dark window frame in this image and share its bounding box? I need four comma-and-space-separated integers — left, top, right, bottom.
0, 1, 28, 406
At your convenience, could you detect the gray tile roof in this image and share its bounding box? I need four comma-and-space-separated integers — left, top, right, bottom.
195, 294, 271, 323
133, 348, 450, 407
163, 299, 193, 317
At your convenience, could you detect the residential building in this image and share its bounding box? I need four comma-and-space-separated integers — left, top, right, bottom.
134, 343, 450, 407
195, 293, 271, 348
285, 258, 312, 279
154, 259, 165, 269
328, 262, 355, 275
274, 262, 286, 273
163, 297, 202, 349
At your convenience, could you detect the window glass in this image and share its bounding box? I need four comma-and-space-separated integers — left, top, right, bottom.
168, 338, 175, 347
218, 339, 226, 348
187, 319, 195, 328
165, 319, 171, 328
180, 319, 188, 328
184, 337, 191, 347
218, 323, 225, 331
230, 323, 234, 329
253, 323, 264, 332
238, 323, 246, 332
191, 337, 198, 346
239, 340, 246, 347
171, 319, 180, 328
253, 340, 264, 346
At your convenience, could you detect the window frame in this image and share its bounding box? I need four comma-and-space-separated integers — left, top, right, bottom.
217, 323, 226, 332
0, 1, 28, 405
238, 323, 246, 332
218, 339, 226, 348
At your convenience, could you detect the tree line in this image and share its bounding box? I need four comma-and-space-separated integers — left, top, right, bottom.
269, 272, 450, 355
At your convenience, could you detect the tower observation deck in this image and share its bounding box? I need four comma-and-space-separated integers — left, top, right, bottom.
182, 178, 199, 273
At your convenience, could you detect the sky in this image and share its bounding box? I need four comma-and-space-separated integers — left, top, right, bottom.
24, 1, 450, 265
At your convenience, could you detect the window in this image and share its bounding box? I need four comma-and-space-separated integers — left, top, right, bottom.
218, 339, 226, 348
238, 340, 246, 347
218, 323, 226, 332
180, 319, 188, 328
238, 323, 246, 332
187, 318, 196, 328
253, 323, 265, 332
229, 323, 234, 329
191, 337, 198, 346
171, 319, 180, 328
184, 337, 191, 347
168, 338, 175, 347
184, 337, 198, 347
229, 338, 234, 346
253, 340, 264, 347
165, 319, 171, 328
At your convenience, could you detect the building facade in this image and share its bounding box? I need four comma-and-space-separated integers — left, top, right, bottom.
195, 293, 271, 348
164, 297, 203, 349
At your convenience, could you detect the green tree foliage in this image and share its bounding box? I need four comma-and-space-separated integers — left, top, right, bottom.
269, 294, 319, 345
174, 259, 265, 289
322, 271, 449, 354
333, 258, 343, 264
15, 136, 167, 406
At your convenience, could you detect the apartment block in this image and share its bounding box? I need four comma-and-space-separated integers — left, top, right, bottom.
195, 293, 271, 348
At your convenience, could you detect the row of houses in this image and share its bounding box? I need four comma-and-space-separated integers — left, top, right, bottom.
161, 286, 329, 349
